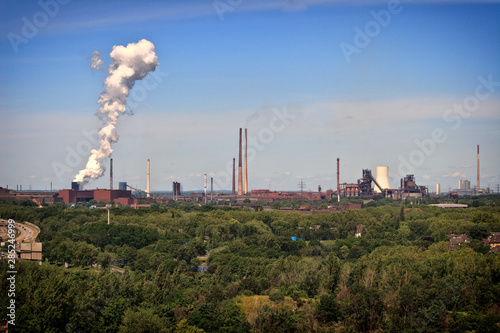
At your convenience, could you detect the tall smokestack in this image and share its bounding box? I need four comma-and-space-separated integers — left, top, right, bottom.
238, 128, 243, 195
110, 158, 113, 190
477, 144, 480, 191
232, 158, 236, 195
204, 174, 207, 203
244, 128, 248, 194
337, 158, 340, 202
211, 177, 213, 201
147, 159, 150, 198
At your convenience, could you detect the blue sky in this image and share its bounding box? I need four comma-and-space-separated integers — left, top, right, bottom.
1, 0, 499, 192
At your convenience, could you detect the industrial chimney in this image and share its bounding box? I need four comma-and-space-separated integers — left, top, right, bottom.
337, 158, 340, 202
477, 145, 480, 192
110, 158, 113, 190
244, 128, 248, 194
232, 158, 236, 195
204, 174, 207, 203
146, 159, 150, 198
436, 183, 441, 195
374, 166, 390, 193
238, 128, 243, 195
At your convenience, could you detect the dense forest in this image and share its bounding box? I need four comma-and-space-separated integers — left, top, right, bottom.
1, 196, 500, 332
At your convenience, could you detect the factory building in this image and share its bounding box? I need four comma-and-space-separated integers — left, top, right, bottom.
0, 187, 60, 204
58, 184, 132, 204
458, 179, 471, 191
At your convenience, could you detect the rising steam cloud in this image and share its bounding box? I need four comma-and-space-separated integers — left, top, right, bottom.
74, 39, 159, 185
89, 50, 103, 71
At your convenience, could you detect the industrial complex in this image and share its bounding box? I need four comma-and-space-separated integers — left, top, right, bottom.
0, 136, 494, 208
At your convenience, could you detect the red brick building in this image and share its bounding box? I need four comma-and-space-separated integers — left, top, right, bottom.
58, 189, 131, 204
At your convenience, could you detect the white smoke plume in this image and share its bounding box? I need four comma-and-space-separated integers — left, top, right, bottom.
74, 39, 159, 185
90, 50, 103, 71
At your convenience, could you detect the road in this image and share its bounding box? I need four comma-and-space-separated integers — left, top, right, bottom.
0, 219, 39, 245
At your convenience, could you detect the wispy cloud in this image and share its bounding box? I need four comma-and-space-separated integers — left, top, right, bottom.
295, 97, 500, 137
6, 0, 497, 37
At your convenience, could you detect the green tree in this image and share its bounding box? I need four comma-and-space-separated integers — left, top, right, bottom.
269, 289, 285, 303
118, 308, 167, 333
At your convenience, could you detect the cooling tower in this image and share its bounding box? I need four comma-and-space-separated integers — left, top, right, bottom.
374, 166, 390, 193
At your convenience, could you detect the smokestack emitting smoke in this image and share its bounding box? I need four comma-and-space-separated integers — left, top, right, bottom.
147, 159, 150, 198
110, 158, 113, 190
73, 39, 159, 186
244, 128, 248, 194
238, 128, 243, 195
477, 144, 480, 191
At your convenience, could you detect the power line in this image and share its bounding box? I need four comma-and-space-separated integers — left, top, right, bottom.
297, 179, 306, 195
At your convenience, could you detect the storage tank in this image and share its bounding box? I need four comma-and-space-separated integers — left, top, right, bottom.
374, 166, 390, 193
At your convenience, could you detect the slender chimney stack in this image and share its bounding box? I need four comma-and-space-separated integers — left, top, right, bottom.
110, 158, 113, 190
232, 158, 236, 195
238, 128, 243, 195
211, 177, 213, 201
146, 159, 150, 198
337, 158, 340, 202
477, 144, 480, 191
244, 128, 248, 194
204, 174, 207, 203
